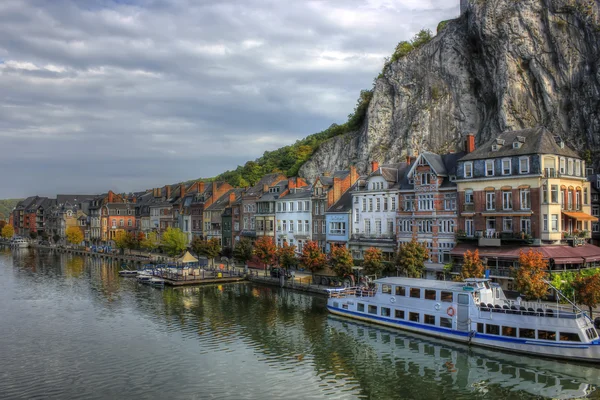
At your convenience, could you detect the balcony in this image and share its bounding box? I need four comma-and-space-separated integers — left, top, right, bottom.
351, 233, 395, 242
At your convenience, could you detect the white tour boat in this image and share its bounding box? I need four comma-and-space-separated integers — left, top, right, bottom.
327, 277, 600, 362
10, 237, 29, 249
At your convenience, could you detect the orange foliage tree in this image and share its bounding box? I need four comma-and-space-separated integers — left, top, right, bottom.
363, 247, 384, 276
254, 236, 277, 275
514, 249, 548, 300
277, 242, 298, 271
329, 246, 354, 278
459, 249, 485, 281
573, 273, 600, 318
300, 241, 327, 275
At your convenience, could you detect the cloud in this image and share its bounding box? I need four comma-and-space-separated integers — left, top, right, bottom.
0, 0, 459, 198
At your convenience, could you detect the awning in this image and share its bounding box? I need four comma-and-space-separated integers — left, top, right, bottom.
562, 211, 598, 222
450, 243, 600, 265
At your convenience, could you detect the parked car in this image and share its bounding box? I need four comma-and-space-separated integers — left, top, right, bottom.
270, 268, 291, 279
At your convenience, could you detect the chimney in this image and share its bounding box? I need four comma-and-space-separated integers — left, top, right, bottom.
166, 186, 171, 199
263, 184, 269, 193
132, 197, 137, 204
466, 134, 476, 153
229, 191, 236, 204
108, 191, 114, 203
180, 185, 185, 198
371, 161, 380, 173
198, 181, 205, 194
288, 178, 296, 190
350, 165, 359, 186
212, 182, 218, 197
332, 177, 342, 207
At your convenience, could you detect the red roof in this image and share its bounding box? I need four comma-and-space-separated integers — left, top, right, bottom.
450, 243, 600, 265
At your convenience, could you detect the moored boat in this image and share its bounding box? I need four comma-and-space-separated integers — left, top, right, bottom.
10, 238, 29, 249
326, 277, 600, 362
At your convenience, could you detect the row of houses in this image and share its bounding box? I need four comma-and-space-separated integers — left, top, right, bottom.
9, 127, 600, 288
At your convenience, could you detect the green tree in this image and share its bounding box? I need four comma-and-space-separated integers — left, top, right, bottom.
300, 241, 327, 275
66, 226, 84, 246
29, 231, 38, 240
277, 242, 298, 272
362, 247, 384, 276
114, 231, 135, 254
233, 238, 254, 266
160, 227, 188, 257
52, 234, 61, 244
254, 236, 277, 275
329, 246, 354, 278
514, 249, 549, 300
1, 224, 14, 239
395, 239, 429, 278
459, 249, 485, 281
191, 238, 221, 267
140, 232, 159, 252
573, 273, 600, 317
411, 29, 433, 48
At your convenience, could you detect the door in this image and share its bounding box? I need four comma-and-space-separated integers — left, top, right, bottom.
457, 293, 470, 331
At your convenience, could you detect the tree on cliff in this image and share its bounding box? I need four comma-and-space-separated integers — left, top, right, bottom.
66, 226, 84, 246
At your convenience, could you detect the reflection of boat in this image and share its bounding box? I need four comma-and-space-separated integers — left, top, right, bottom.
10, 238, 29, 249
327, 277, 600, 361
328, 316, 599, 399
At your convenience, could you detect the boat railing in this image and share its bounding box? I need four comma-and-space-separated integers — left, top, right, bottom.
328, 287, 376, 298
477, 301, 585, 319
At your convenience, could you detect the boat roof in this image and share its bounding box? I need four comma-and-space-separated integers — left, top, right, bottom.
375, 277, 485, 291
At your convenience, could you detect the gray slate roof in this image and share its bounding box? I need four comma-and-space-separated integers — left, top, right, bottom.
327, 182, 358, 213
459, 127, 580, 161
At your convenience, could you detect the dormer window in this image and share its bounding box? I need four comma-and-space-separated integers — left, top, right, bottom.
491, 144, 500, 152
422, 173, 431, 185
485, 160, 494, 176
512, 142, 522, 149
496, 138, 505, 145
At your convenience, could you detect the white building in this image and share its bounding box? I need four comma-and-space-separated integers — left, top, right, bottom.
275, 188, 313, 253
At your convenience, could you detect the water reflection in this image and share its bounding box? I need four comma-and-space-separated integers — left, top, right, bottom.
1, 249, 599, 400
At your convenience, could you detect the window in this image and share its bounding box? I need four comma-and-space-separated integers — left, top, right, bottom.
444, 194, 456, 210
395, 309, 405, 319
543, 214, 548, 232
502, 159, 511, 175
424, 315, 435, 325
465, 190, 473, 204
440, 317, 452, 328
440, 291, 452, 302
381, 307, 391, 317
364, 219, 371, 233
584, 188, 589, 205
439, 220, 455, 234
400, 219, 412, 232
395, 286, 406, 296
297, 201, 303, 212
477, 323, 484, 333
521, 217, 531, 235
375, 198, 381, 212
382, 284, 392, 294
502, 191, 512, 210
383, 197, 388, 211
568, 159, 574, 175
281, 202, 287, 212
560, 158, 566, 174
355, 209, 359, 223
519, 328, 535, 339
538, 330, 556, 341
305, 201, 310, 211
362, 198, 366, 212
297, 220, 302, 233
409, 288, 421, 298
329, 222, 346, 235
502, 217, 512, 232
368, 198, 373, 212
559, 332, 581, 342
314, 221, 318, 234
464, 162, 473, 178
422, 173, 431, 185
368, 305, 377, 315
593, 206, 599, 217
486, 324, 500, 335
409, 312, 420, 322
128, 219, 132, 227
305, 220, 310, 233
465, 219, 474, 237
502, 326, 517, 337
485, 160, 495, 176
458, 294, 469, 305
520, 189, 531, 210
486, 192, 496, 210
277, 203, 282, 212
282, 220, 287, 232
119, 219, 124, 226
403, 196, 414, 211
390, 197, 396, 211
551, 185, 559, 203
357, 303, 365, 312
576, 160, 581, 176
375, 219, 382, 235
418, 195, 434, 211
519, 157, 530, 174
542, 184, 548, 203
424, 290, 436, 300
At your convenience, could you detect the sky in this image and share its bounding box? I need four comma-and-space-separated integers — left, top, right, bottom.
0, 0, 459, 199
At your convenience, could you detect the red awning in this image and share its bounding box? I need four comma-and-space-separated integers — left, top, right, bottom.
451, 243, 600, 265
562, 211, 598, 222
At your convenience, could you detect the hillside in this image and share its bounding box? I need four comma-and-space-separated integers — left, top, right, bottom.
300, 0, 600, 178
0, 199, 21, 220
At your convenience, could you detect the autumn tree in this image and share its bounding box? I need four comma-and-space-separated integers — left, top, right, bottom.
114, 231, 135, 254
300, 241, 327, 275
329, 246, 354, 278
573, 273, 600, 317
395, 239, 429, 278
191, 237, 221, 267
277, 242, 298, 272
140, 232, 159, 252
362, 247, 384, 277
160, 227, 188, 257
233, 238, 254, 266
459, 249, 485, 281
66, 226, 84, 246
254, 236, 277, 275
1, 224, 14, 239
0, 220, 6, 231
514, 249, 549, 300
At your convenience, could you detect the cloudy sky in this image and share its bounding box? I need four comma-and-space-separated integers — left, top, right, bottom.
0, 0, 459, 199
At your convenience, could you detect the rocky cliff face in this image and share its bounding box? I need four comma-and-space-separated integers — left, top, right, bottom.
300, 0, 600, 178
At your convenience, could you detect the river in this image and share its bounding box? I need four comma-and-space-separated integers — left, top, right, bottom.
0, 248, 598, 399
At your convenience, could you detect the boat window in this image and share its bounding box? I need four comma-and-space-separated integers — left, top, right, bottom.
486, 324, 500, 335
440, 317, 452, 328
586, 328, 598, 340
357, 303, 365, 312
519, 328, 535, 339
381, 307, 391, 317
410, 288, 421, 298
477, 323, 484, 333
409, 312, 420, 322
382, 284, 392, 294
333, 302, 339, 308
502, 326, 517, 337
424, 290, 436, 300
342, 304, 348, 310
368, 305, 378, 315
559, 332, 581, 342
424, 315, 435, 325
395, 286, 406, 296
458, 294, 469, 305
395, 309, 405, 319
537, 330, 556, 341
440, 291, 453, 302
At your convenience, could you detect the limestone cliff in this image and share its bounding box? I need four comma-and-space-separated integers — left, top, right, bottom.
300, 0, 600, 178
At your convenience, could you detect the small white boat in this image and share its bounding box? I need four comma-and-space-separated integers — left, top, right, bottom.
327, 277, 600, 362
136, 274, 154, 283
118, 270, 138, 276
10, 238, 28, 249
